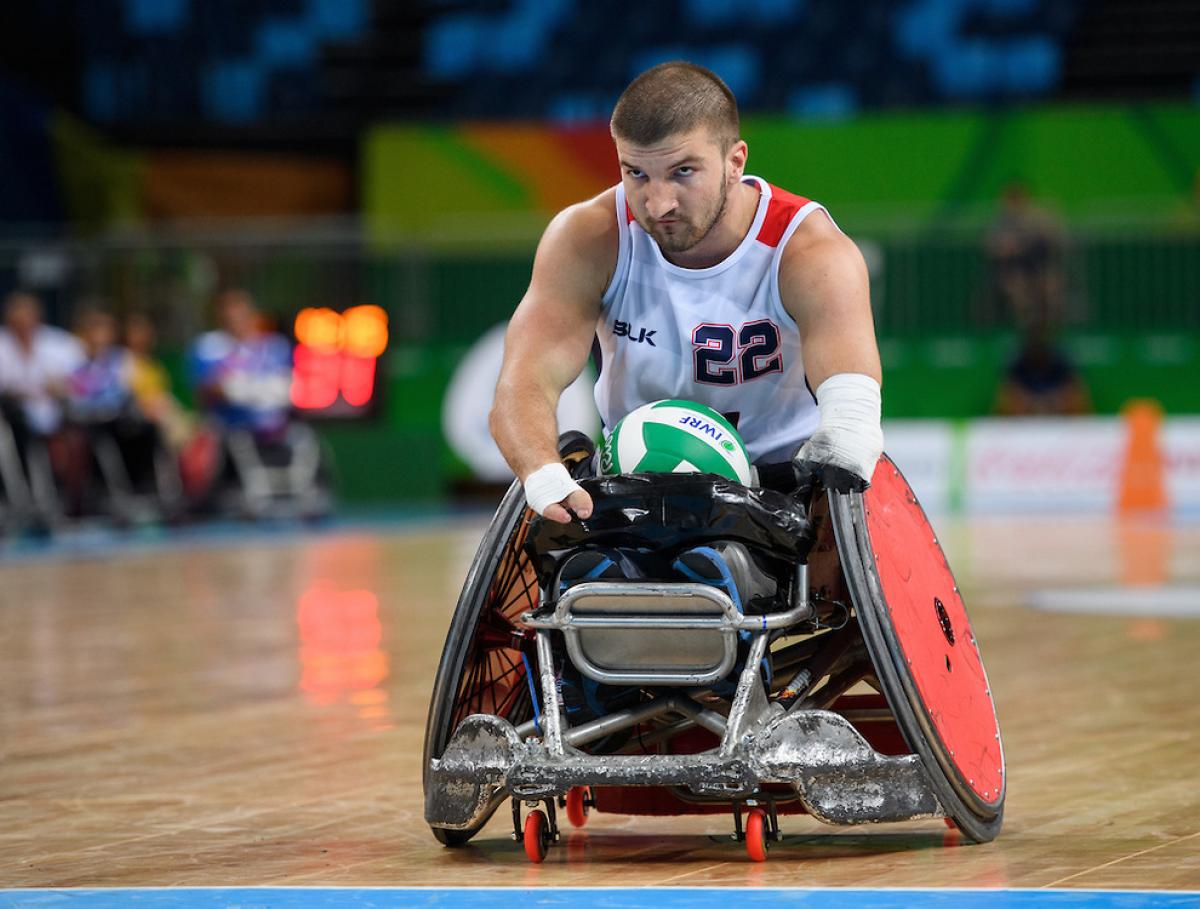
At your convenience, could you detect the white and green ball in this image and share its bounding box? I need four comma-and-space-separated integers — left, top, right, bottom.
599, 399, 753, 485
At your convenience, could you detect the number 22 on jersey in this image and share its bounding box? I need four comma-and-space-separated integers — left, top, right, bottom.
692, 320, 783, 386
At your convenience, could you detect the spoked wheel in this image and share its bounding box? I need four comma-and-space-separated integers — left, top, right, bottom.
523, 809, 551, 864
744, 808, 769, 863
564, 786, 591, 828
422, 480, 538, 846
423, 433, 595, 847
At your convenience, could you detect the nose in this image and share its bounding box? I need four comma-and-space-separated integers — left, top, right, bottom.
644, 183, 677, 220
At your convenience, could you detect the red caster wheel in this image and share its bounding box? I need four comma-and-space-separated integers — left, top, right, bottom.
523, 809, 551, 863
565, 786, 591, 828
744, 808, 769, 863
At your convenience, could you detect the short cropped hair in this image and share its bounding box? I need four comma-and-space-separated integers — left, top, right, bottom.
611, 61, 740, 150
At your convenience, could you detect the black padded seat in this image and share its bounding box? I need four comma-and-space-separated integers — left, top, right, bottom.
524, 473, 815, 585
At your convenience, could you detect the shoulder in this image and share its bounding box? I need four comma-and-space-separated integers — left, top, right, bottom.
38, 326, 85, 365
191, 330, 233, 361
38, 324, 80, 349
778, 210, 868, 305
542, 187, 619, 259
520, 185, 624, 305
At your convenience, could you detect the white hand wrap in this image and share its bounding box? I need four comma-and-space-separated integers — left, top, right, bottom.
796, 373, 884, 483
523, 462, 583, 516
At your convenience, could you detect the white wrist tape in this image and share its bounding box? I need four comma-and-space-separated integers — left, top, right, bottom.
796, 373, 883, 483
523, 462, 583, 516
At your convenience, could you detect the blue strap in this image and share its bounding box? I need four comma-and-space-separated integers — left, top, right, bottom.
560, 554, 616, 593
672, 546, 743, 612
520, 652, 541, 733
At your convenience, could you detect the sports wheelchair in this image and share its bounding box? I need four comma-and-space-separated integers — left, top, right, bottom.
423, 433, 1005, 863
0, 408, 69, 533
0, 413, 40, 534
66, 413, 185, 525
205, 423, 332, 520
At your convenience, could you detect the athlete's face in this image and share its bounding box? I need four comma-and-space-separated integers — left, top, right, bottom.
615, 127, 747, 254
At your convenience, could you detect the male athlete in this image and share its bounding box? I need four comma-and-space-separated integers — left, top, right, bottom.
491, 62, 883, 523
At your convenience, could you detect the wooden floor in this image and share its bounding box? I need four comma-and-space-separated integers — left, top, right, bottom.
2, 512, 1199, 889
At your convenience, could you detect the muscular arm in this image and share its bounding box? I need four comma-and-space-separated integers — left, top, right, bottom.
779, 212, 883, 486
489, 191, 617, 520
779, 212, 881, 388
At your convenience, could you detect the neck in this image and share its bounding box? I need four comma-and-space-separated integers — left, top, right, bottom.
662, 178, 760, 269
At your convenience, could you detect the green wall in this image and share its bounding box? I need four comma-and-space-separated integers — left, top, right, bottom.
366, 103, 1200, 235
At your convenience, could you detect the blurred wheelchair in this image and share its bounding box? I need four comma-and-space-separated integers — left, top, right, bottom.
188, 372, 333, 521
0, 403, 76, 533
209, 422, 332, 520
423, 433, 1005, 863
0, 412, 41, 533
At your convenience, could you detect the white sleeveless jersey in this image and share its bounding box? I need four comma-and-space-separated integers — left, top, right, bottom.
596, 175, 833, 464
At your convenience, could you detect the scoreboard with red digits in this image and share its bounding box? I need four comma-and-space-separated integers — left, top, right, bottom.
291, 305, 389, 418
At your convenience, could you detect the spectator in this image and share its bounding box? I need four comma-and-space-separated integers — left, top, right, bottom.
66, 308, 134, 423
125, 312, 194, 449
62, 307, 165, 515
189, 289, 292, 438
985, 181, 1068, 333
0, 291, 85, 441
994, 329, 1091, 417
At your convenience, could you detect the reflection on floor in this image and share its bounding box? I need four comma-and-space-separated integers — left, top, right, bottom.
2, 514, 1198, 889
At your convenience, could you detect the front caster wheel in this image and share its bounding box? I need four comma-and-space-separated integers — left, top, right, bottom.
524, 809, 551, 863
745, 808, 769, 863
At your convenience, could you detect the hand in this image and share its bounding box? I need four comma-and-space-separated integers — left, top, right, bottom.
792, 374, 882, 501
523, 462, 593, 523
541, 487, 594, 524
792, 433, 873, 504
792, 455, 869, 504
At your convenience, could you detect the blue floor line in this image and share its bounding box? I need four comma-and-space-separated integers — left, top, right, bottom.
0, 888, 1197, 909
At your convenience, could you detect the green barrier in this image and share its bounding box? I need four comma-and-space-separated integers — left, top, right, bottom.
357, 330, 1199, 502
157, 329, 1200, 504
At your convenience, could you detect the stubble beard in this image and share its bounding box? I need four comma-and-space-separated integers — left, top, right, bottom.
649, 171, 730, 255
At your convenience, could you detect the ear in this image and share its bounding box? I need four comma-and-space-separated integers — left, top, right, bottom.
727, 139, 748, 183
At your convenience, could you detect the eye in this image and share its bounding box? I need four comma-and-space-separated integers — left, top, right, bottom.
674, 166, 695, 178
625, 168, 645, 179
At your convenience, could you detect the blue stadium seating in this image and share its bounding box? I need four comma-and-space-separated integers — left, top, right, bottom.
78, 0, 368, 124
66, 0, 1100, 126
415, 0, 1084, 121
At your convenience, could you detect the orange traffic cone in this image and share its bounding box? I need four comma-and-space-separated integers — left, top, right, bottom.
1117, 399, 1168, 513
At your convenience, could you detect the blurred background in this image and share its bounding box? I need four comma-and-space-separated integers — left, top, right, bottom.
0, 0, 1198, 534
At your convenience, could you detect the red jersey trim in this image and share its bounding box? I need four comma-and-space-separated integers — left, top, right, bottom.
756, 184, 811, 248
625, 201, 635, 224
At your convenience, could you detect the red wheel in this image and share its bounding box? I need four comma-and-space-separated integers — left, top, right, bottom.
565, 786, 591, 828
863, 459, 1004, 809
744, 808, 769, 863
830, 454, 1005, 843
523, 809, 550, 863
